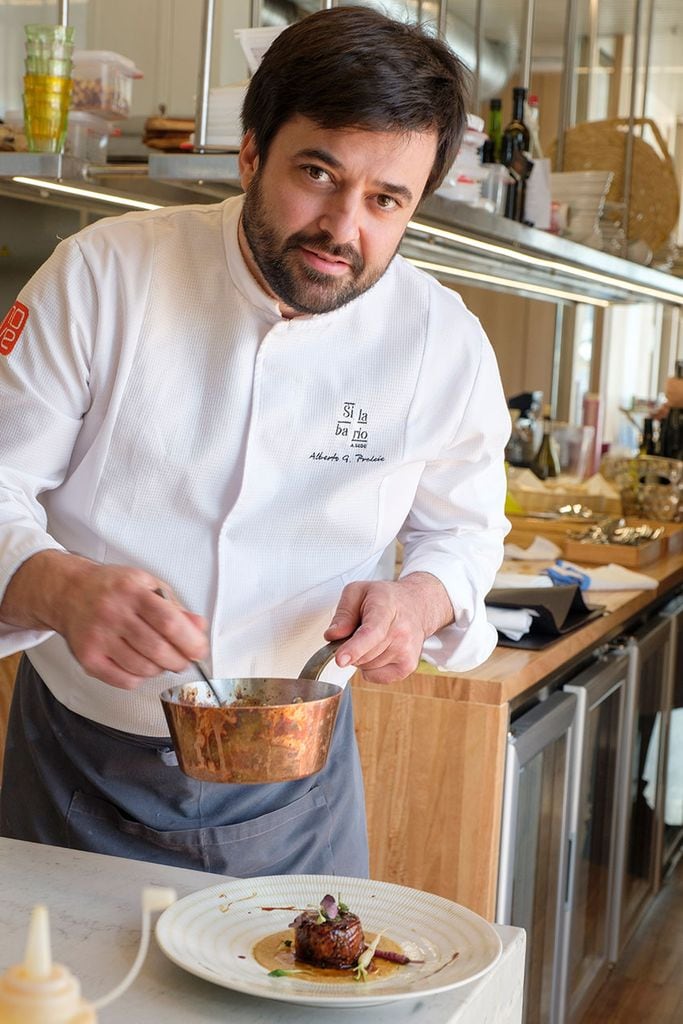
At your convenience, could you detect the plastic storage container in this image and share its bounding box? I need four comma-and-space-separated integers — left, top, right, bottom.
66, 110, 116, 162
71, 50, 142, 119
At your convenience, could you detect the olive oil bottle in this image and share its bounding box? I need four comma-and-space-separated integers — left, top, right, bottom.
531, 410, 561, 480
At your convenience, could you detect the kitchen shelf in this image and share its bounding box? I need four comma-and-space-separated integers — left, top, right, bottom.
1, 148, 682, 306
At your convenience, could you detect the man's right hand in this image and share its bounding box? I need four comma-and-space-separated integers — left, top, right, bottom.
0, 550, 208, 689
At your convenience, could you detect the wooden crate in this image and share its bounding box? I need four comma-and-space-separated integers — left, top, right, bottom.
563, 537, 663, 567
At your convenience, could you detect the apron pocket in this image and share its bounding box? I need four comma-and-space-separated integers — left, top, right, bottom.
65, 784, 336, 876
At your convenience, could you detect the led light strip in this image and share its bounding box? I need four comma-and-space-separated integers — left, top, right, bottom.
9, 177, 679, 305
407, 219, 683, 304
407, 257, 610, 307
12, 177, 162, 210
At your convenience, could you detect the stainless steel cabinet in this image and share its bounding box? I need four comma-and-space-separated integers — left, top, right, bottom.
497, 691, 578, 1024
660, 594, 683, 874
561, 648, 632, 1024
610, 614, 674, 960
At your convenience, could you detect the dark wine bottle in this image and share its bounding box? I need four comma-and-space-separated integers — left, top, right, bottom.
660, 361, 683, 461
530, 413, 561, 480
501, 87, 530, 221
639, 418, 655, 456
481, 98, 502, 164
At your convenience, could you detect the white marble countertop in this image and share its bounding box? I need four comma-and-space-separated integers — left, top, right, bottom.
0, 839, 525, 1022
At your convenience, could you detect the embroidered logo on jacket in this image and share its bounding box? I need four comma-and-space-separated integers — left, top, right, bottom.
335, 401, 369, 448
309, 401, 385, 464
0, 301, 29, 356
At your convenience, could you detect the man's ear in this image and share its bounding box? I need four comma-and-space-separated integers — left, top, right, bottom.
239, 129, 260, 189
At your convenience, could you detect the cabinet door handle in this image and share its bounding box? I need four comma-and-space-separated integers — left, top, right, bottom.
564, 834, 575, 907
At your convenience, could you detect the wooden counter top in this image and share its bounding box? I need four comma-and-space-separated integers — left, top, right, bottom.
352, 549, 683, 709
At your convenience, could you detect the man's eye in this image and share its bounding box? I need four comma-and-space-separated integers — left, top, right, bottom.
376, 194, 398, 210
304, 165, 331, 182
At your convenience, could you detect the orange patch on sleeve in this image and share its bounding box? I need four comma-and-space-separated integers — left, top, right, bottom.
0, 301, 29, 356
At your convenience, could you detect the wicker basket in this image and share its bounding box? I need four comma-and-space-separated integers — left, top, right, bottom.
600, 454, 683, 522
550, 118, 680, 251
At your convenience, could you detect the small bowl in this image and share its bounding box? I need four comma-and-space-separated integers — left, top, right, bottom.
159, 643, 343, 784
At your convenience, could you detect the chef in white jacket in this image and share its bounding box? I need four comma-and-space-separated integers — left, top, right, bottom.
0, 7, 510, 875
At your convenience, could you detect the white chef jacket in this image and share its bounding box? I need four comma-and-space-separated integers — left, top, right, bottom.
0, 195, 510, 736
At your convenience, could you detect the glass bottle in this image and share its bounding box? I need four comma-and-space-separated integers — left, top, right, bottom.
501, 87, 530, 221
525, 93, 543, 159
531, 412, 561, 480
659, 361, 683, 461
639, 418, 655, 456
481, 98, 502, 164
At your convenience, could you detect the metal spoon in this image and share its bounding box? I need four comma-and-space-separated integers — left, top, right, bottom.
153, 587, 224, 707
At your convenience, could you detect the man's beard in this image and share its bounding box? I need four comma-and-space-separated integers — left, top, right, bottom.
241, 173, 396, 315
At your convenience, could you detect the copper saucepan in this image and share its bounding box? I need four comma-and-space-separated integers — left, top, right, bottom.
159, 641, 344, 784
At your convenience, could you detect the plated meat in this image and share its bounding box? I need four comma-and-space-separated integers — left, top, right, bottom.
290, 896, 364, 969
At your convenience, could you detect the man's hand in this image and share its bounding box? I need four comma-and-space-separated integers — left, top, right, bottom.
323, 571, 454, 684
0, 550, 208, 689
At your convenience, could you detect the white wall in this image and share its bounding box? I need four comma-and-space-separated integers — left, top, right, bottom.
600, 302, 663, 450
0, 0, 254, 121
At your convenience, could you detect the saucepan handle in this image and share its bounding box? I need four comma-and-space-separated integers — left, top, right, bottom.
298, 639, 346, 681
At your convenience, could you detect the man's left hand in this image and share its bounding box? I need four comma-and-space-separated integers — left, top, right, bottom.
323, 572, 454, 683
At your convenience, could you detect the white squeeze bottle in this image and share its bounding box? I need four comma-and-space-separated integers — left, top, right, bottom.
0, 904, 96, 1023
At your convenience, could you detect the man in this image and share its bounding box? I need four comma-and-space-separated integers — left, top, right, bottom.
0, 6, 510, 876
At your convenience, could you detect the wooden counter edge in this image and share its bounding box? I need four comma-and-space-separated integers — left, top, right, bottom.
351, 551, 683, 708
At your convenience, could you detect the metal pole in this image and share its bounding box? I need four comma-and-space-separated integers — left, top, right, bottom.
640, 0, 656, 129
519, 0, 536, 93
623, 0, 643, 245
585, 0, 599, 121
320, 1, 337, 8
250, 1, 261, 28
555, 0, 579, 170
437, 0, 448, 41
194, 0, 216, 152
472, 0, 484, 112
57, 1, 69, 26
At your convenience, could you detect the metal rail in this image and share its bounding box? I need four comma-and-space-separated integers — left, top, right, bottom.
623, 0, 644, 245
194, 0, 216, 152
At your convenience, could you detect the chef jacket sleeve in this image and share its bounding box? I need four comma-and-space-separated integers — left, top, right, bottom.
0, 236, 94, 654
398, 328, 511, 672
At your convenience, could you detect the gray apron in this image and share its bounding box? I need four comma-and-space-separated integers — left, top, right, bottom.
0, 656, 369, 877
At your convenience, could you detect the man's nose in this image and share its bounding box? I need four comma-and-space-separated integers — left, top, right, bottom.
318, 194, 362, 245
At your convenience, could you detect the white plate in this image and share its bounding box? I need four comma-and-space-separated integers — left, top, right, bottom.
155, 874, 502, 1008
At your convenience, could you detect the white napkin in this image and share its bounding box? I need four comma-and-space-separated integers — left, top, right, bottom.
507, 468, 547, 492
493, 571, 554, 589
560, 561, 658, 591
486, 606, 538, 641
581, 474, 620, 498
504, 536, 563, 561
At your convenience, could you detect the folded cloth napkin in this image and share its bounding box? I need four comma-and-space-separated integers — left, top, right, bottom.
504, 536, 563, 561
581, 473, 620, 498
545, 559, 657, 591
486, 606, 538, 641
493, 571, 554, 589
507, 467, 548, 492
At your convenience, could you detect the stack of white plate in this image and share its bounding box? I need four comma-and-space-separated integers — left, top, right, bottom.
203, 84, 247, 149
550, 170, 614, 245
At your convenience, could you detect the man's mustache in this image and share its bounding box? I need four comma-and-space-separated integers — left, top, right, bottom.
284, 231, 364, 274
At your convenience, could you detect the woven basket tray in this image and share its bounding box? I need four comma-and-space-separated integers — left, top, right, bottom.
600, 454, 683, 522
550, 118, 680, 251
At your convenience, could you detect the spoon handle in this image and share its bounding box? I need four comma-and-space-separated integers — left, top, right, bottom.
153, 587, 223, 707
190, 658, 224, 708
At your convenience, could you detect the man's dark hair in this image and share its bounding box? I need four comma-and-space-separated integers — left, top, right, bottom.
241, 5, 470, 196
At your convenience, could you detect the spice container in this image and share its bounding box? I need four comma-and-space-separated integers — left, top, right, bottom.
71, 51, 142, 120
